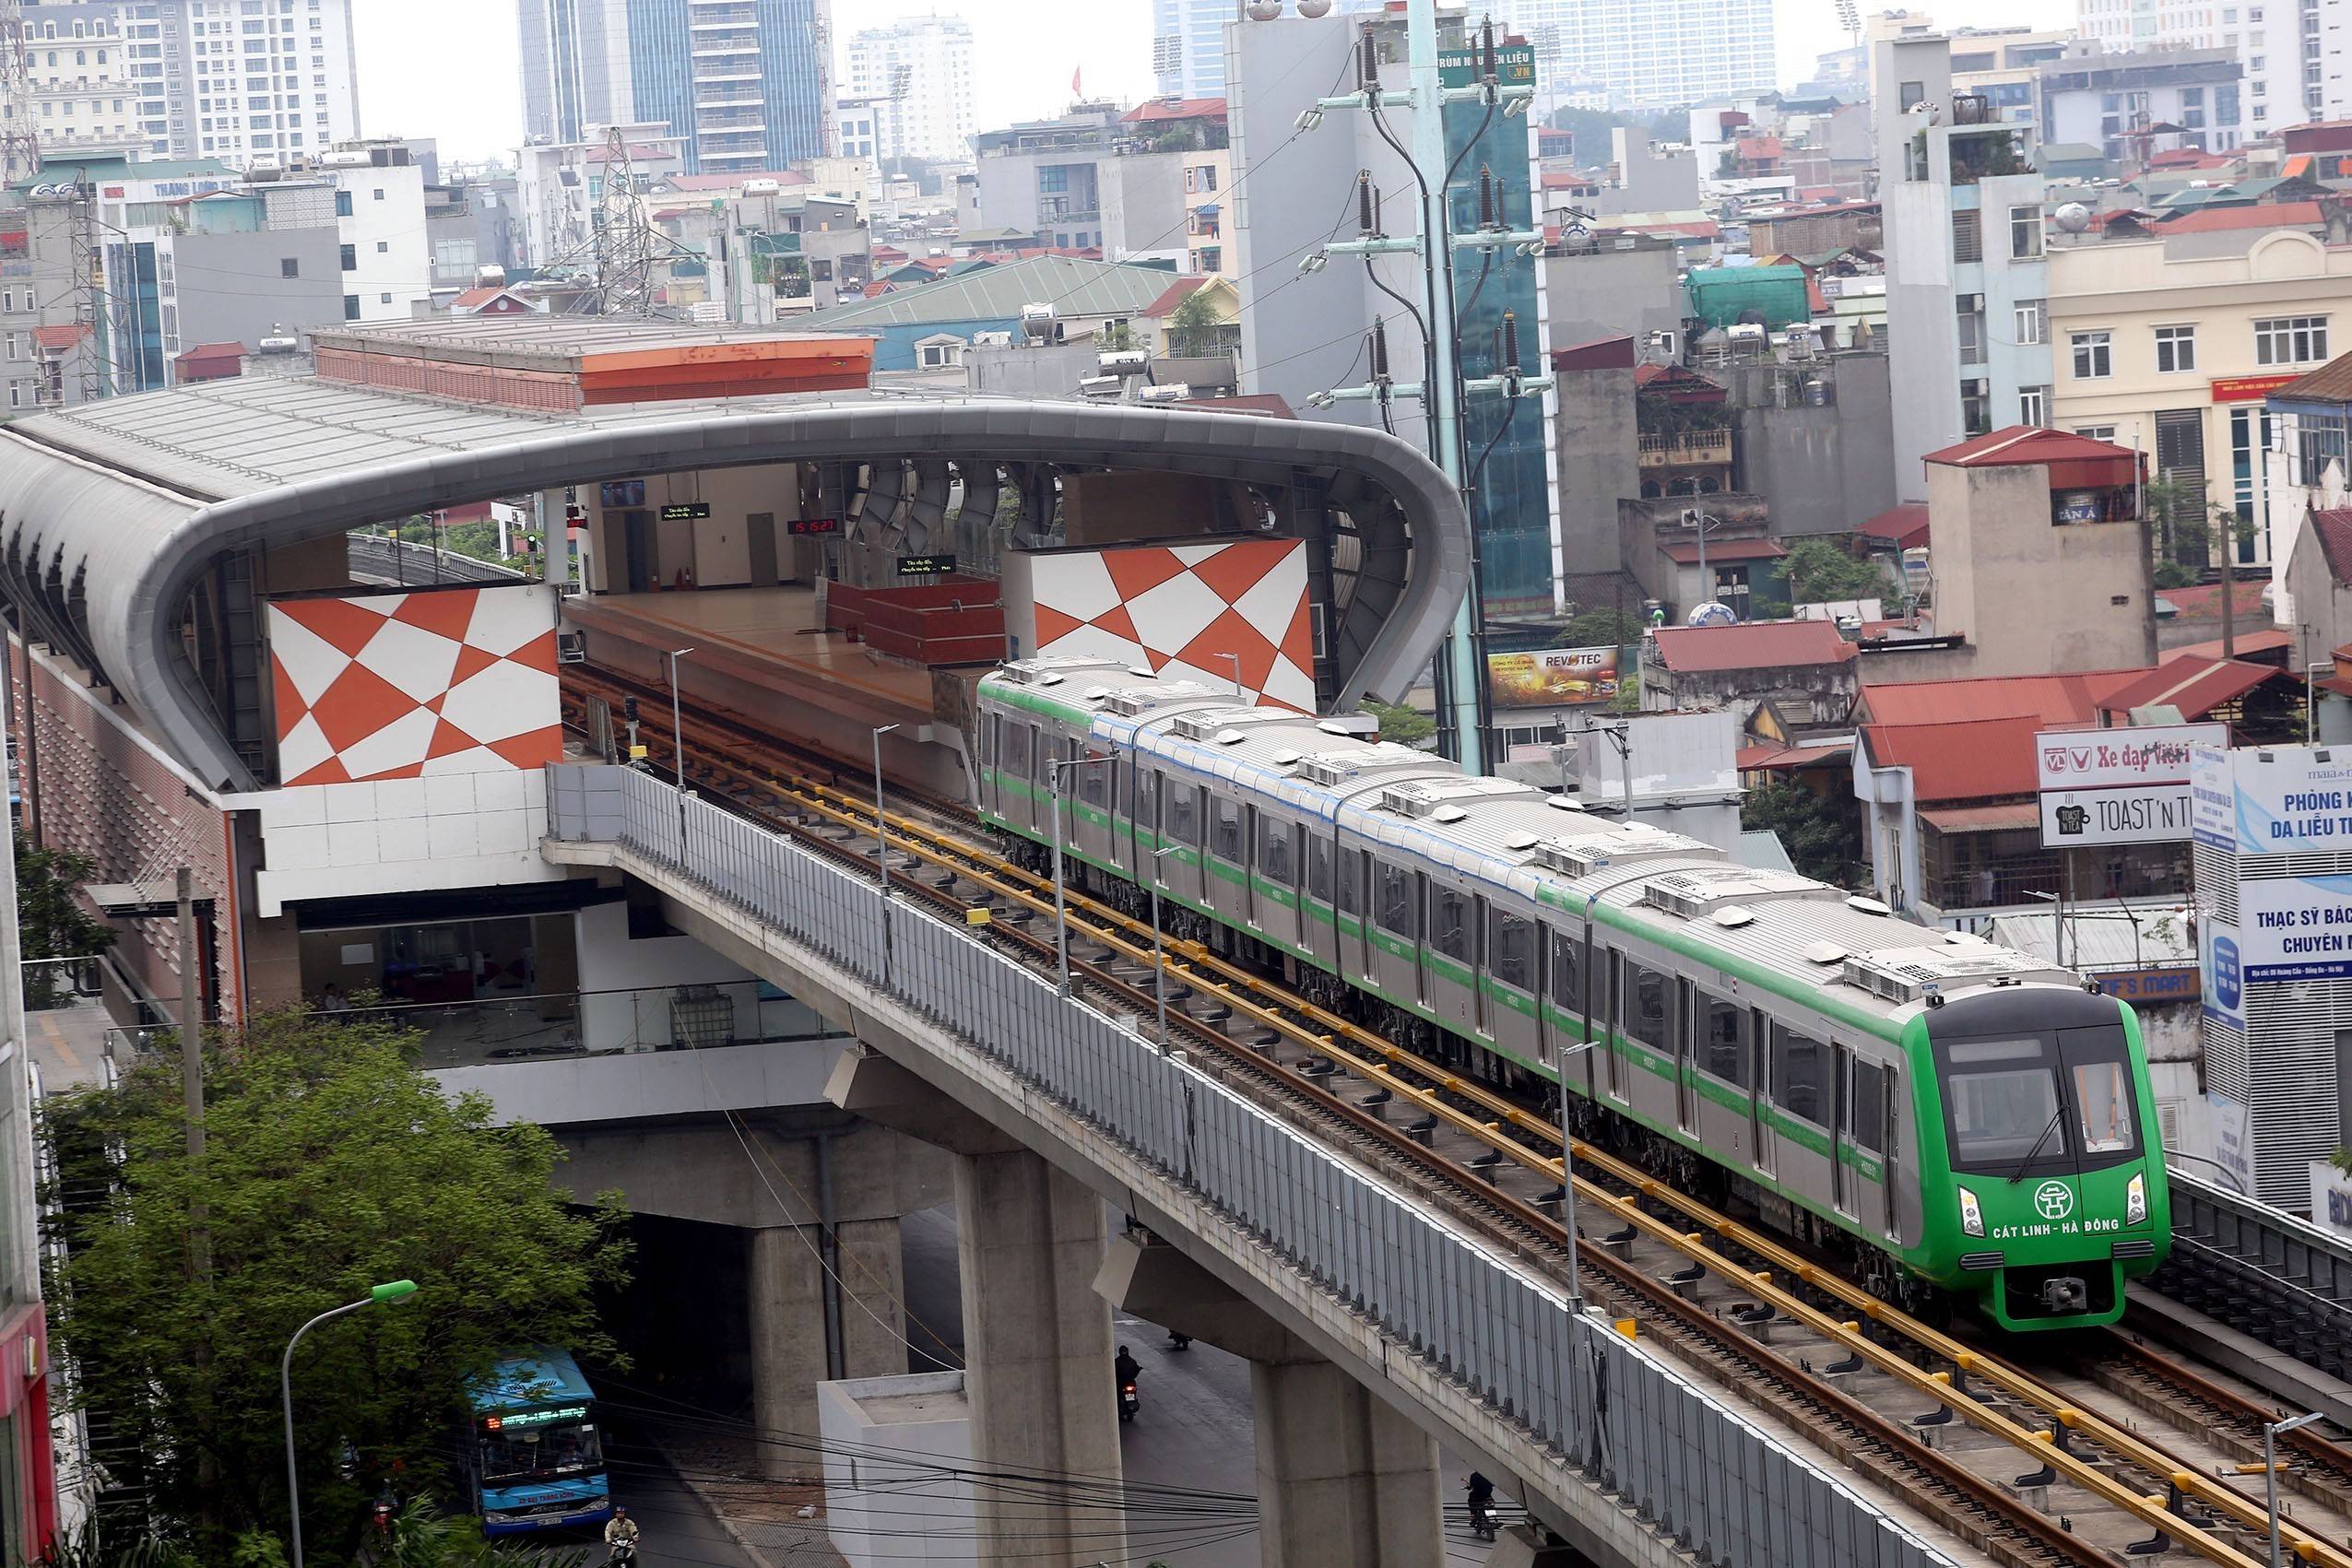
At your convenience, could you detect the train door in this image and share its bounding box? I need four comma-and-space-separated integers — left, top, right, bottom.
1534, 925, 1554, 1067
1832, 1041, 1857, 1218
1471, 896, 1491, 1036
1413, 872, 1432, 1007
1353, 850, 1377, 985
1850, 1055, 1895, 1237
1243, 805, 1260, 928
1750, 1012, 1775, 1179
1675, 978, 1697, 1134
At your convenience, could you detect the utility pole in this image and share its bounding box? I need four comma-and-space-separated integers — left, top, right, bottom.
177, 867, 207, 1269
1296, 6, 1552, 775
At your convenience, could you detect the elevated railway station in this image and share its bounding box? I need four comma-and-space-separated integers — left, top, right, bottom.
4, 315, 2352, 1567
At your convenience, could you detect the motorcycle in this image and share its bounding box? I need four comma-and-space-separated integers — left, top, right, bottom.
1117, 1380, 1140, 1422
608, 1543, 639, 1567
1467, 1498, 1497, 1542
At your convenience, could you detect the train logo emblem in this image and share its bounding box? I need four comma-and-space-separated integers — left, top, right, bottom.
2033, 1181, 2074, 1221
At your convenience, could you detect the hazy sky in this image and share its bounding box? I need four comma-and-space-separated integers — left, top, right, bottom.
353, 0, 2056, 164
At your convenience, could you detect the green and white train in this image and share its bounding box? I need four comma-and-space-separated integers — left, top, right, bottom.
975, 656, 2171, 1331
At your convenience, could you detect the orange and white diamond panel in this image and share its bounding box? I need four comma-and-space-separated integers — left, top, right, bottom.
1026, 538, 1316, 713
267, 584, 562, 786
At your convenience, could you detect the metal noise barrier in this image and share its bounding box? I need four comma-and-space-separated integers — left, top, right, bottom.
546, 764, 1956, 1568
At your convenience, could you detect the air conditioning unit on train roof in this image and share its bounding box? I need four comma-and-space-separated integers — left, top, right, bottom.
1839, 945, 2047, 1005
1641, 865, 1838, 919
1527, 827, 1714, 878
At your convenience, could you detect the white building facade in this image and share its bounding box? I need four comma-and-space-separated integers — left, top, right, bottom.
115, 0, 363, 162
841, 15, 974, 166
18, 3, 139, 158
2076, 0, 2312, 136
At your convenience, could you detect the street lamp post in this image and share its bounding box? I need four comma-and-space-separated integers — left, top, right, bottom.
662, 647, 695, 789
282, 1279, 420, 1568
1149, 844, 1181, 1051
1215, 651, 1243, 700
1682, 508, 1726, 612
2265, 1411, 2325, 1568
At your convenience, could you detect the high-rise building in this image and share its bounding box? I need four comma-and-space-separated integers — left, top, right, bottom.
2076, 0, 2306, 136
15, 5, 139, 161
516, 0, 833, 175
1525, 0, 1775, 108
1151, 0, 1384, 100
842, 15, 973, 167
92, 0, 363, 163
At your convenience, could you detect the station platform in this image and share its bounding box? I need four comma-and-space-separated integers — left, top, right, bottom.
562, 585, 977, 801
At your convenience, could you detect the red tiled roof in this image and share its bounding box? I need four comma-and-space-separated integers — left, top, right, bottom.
1734, 135, 1783, 160
2158, 199, 2322, 234
2311, 506, 2352, 584
2157, 579, 2267, 619
1918, 801, 2042, 833
32, 324, 86, 350
451, 286, 504, 308
1141, 275, 1210, 318
2094, 655, 2275, 719
1123, 97, 1225, 123
1660, 538, 1788, 564
1650, 618, 1856, 674
1861, 714, 2049, 802
174, 341, 243, 363
1858, 668, 2149, 727
1858, 503, 1930, 549
2148, 147, 2237, 170
2164, 627, 2294, 660
1925, 425, 2137, 467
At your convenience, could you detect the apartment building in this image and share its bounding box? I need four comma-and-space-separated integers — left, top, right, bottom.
2039, 46, 2246, 155
1877, 33, 2056, 487
2076, 0, 2310, 137
969, 99, 1229, 265
842, 15, 975, 167
18, 3, 138, 157
110, 0, 364, 163
2050, 207, 2347, 570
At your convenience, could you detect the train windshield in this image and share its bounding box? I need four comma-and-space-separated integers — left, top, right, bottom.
1936, 1027, 2141, 1178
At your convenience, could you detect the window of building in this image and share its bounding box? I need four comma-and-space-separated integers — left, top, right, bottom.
342, 292, 358, 320
374, 239, 386, 253
333, 188, 350, 217
2009, 203, 2042, 257
2015, 298, 2046, 345
377, 291, 391, 304
2075, 424, 2118, 441
371, 187, 383, 201
2257, 314, 2328, 364
2156, 324, 2197, 372
279, 255, 297, 277
337, 241, 353, 269
1962, 380, 1991, 435
1951, 208, 1982, 263
2020, 384, 2050, 426
1957, 307, 1985, 365
2072, 330, 2112, 379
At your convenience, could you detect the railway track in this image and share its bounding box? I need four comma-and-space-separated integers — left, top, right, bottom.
561, 666, 2350, 1568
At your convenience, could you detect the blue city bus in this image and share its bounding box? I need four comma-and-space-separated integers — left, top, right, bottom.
466, 1348, 614, 1536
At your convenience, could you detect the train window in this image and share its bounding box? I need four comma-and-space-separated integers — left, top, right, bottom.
1850, 1059, 1887, 1153
1257, 817, 1295, 885
1031, 730, 1053, 784
1307, 835, 1332, 902
1080, 758, 1108, 808
1211, 798, 1244, 863
1336, 849, 1363, 914
1624, 961, 1671, 1051
1549, 929, 1581, 1014
978, 713, 996, 769
1702, 994, 1749, 1086
1491, 911, 1533, 991
2074, 1061, 2132, 1153
1429, 884, 1470, 961
1376, 862, 1416, 937
1772, 1024, 1826, 1125
1165, 785, 1200, 846
1135, 768, 1157, 838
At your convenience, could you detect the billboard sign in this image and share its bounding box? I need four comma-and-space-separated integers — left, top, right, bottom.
2036, 725, 2224, 792
2200, 922, 2243, 1027
2095, 966, 2200, 1005
2210, 1092, 2255, 1196
2312, 1161, 2352, 1241
2232, 872, 2352, 982
1489, 645, 1622, 709
2040, 785, 2193, 846
2192, 742, 2352, 855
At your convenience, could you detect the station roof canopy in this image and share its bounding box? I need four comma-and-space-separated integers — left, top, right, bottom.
0, 322, 1469, 792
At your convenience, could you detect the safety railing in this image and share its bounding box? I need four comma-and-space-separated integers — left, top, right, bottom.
545, 763, 1953, 1568
2150, 1170, 2352, 1382
309, 983, 835, 1070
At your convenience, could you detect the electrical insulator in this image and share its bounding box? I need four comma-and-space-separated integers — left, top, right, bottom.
1481, 18, 1498, 78
1358, 28, 1379, 88
1477, 165, 1496, 229
1356, 171, 1377, 237
1501, 310, 1520, 371
1370, 317, 1390, 381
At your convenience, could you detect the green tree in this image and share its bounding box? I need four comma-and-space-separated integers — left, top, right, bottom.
1164, 286, 1226, 359
2140, 477, 2210, 572
1364, 699, 1436, 747
16, 834, 113, 1009
45, 1008, 631, 1562
1741, 779, 1863, 887
1554, 607, 1642, 650
1098, 320, 1138, 353
1779, 538, 1894, 608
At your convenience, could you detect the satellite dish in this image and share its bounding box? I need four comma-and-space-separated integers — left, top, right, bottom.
2053, 201, 2093, 233
1686, 601, 1737, 628
1296, 0, 1334, 14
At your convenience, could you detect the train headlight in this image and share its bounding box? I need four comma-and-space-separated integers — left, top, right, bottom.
2126, 1173, 2146, 1227
1957, 1186, 1985, 1238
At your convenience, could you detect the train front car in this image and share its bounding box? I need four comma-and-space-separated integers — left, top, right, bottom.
1909, 983, 2171, 1330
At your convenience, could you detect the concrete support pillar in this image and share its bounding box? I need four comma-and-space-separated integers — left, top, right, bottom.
746, 1217, 910, 1481
953, 1148, 1125, 1568
1095, 1230, 1445, 1568
1251, 1355, 1446, 1568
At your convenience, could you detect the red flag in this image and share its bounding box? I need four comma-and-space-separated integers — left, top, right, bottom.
1071, 65, 1083, 98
